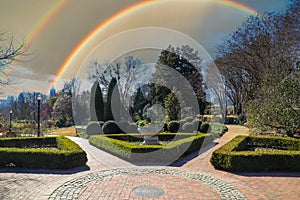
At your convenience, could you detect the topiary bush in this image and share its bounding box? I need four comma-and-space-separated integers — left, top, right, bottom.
99, 121, 105, 127
102, 120, 123, 134
118, 120, 130, 132
199, 122, 210, 133
182, 122, 195, 133
127, 123, 138, 133
86, 121, 103, 137
183, 117, 194, 123
168, 121, 180, 133
191, 119, 202, 132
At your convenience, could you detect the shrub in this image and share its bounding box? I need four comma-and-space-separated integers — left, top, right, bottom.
237, 114, 247, 125
127, 123, 138, 133
118, 120, 129, 132
183, 117, 194, 123
225, 117, 237, 124
102, 120, 123, 134
163, 123, 168, 132
210, 136, 300, 171
137, 120, 148, 127
182, 122, 194, 133
209, 122, 228, 137
89, 133, 214, 163
99, 121, 105, 127
199, 122, 210, 133
0, 136, 87, 169
191, 119, 202, 132
168, 121, 180, 133
86, 121, 103, 137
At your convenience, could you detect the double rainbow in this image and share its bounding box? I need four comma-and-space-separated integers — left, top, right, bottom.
24, 0, 260, 93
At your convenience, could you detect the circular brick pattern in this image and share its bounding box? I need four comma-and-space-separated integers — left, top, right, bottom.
78, 174, 219, 199
133, 185, 165, 198
49, 168, 248, 200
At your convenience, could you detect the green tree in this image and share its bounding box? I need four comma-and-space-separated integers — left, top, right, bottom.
53, 94, 73, 127
104, 78, 117, 121
132, 87, 148, 120
90, 81, 104, 121
164, 88, 181, 121
150, 45, 206, 115
95, 82, 105, 121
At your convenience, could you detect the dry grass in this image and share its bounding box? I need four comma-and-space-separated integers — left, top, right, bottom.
47, 127, 77, 136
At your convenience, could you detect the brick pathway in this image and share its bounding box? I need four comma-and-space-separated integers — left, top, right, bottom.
0, 125, 299, 199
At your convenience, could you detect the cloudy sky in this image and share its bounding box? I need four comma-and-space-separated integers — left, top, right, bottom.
0, 0, 288, 98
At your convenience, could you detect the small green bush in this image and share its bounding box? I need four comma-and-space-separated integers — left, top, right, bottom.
238, 114, 247, 125
209, 122, 228, 137
127, 123, 138, 133
168, 121, 180, 133
118, 120, 129, 130
182, 122, 194, 133
191, 119, 202, 132
99, 121, 105, 127
210, 136, 300, 171
103, 120, 123, 134
86, 121, 103, 137
183, 117, 194, 123
0, 136, 87, 169
199, 122, 210, 133
163, 123, 168, 132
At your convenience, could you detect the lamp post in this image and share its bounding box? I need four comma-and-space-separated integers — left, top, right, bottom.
37, 94, 41, 137
9, 110, 13, 131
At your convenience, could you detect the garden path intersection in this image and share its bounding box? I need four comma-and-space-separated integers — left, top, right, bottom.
0, 125, 299, 200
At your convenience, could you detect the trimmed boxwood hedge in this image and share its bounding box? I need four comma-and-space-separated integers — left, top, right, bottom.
0, 136, 87, 169
89, 133, 214, 163
210, 135, 300, 171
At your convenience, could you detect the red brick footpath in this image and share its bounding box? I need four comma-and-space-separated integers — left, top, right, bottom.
0, 125, 299, 200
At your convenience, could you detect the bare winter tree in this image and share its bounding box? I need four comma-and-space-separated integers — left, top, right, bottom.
0, 32, 29, 90
215, 1, 299, 114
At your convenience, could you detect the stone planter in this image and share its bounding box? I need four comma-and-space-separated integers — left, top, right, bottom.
138, 127, 161, 145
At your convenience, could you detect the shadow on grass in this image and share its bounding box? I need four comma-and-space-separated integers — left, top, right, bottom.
0, 164, 90, 175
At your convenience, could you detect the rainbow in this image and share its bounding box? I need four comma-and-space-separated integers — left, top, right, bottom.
26, 0, 69, 44
48, 0, 261, 92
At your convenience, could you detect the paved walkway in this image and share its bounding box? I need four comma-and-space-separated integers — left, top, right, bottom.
0, 125, 299, 199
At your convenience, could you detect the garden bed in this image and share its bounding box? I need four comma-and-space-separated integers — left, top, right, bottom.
0, 136, 87, 169
210, 135, 300, 171
89, 133, 214, 164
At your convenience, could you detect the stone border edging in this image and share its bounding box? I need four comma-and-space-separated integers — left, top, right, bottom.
49, 168, 247, 200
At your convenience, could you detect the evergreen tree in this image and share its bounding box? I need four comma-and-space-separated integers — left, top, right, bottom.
89, 81, 98, 121
95, 82, 105, 121
104, 78, 118, 121
150, 45, 206, 114
164, 88, 181, 121
132, 87, 148, 120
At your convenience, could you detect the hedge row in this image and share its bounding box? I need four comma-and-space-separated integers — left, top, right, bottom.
89, 133, 214, 163
0, 136, 87, 169
104, 133, 197, 142
210, 136, 300, 171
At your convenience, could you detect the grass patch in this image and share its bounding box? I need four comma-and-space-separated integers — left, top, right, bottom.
0, 136, 87, 169
47, 127, 77, 136
210, 135, 300, 171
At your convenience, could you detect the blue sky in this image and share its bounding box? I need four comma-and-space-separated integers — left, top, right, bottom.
0, 0, 288, 98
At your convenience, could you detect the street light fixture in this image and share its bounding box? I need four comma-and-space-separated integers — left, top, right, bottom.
37, 94, 42, 137
9, 110, 13, 131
